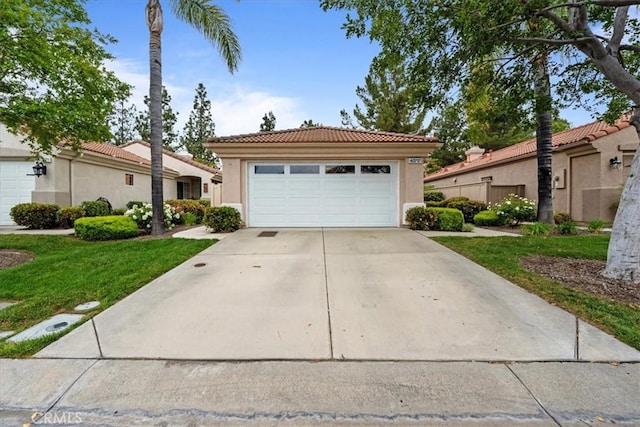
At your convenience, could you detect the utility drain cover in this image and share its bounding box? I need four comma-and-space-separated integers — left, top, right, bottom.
8, 313, 83, 343
74, 301, 100, 311
45, 322, 69, 332
258, 231, 278, 237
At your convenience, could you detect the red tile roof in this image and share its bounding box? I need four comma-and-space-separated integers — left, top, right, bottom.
424, 116, 631, 181
209, 126, 438, 144
122, 140, 220, 174
81, 142, 152, 166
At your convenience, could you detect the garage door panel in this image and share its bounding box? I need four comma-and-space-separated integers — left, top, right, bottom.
0, 161, 35, 225
287, 180, 320, 191
248, 162, 398, 227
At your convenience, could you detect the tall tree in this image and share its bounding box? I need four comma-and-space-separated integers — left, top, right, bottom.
426, 100, 470, 169
321, 0, 640, 283
181, 82, 218, 166
0, 0, 126, 154
145, 0, 241, 235
109, 86, 138, 146
300, 119, 321, 128
260, 111, 276, 132
350, 59, 427, 133
135, 86, 179, 151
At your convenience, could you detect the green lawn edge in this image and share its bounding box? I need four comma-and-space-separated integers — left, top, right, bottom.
431, 235, 640, 351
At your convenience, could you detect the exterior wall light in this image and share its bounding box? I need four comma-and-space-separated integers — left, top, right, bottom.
29, 161, 47, 177
609, 156, 622, 169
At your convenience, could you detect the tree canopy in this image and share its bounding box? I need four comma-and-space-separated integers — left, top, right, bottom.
0, 0, 127, 154
181, 83, 218, 166
343, 59, 426, 134
260, 111, 276, 132
135, 86, 179, 151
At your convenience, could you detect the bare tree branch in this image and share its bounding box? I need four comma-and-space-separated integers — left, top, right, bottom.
609, 6, 629, 53
620, 44, 640, 53
516, 36, 595, 45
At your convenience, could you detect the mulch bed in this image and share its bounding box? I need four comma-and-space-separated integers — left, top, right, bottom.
520, 255, 640, 306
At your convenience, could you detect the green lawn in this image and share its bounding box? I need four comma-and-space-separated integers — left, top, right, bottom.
431, 235, 640, 350
0, 235, 215, 357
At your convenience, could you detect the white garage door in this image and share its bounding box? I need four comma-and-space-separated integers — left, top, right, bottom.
248, 162, 398, 227
0, 161, 36, 225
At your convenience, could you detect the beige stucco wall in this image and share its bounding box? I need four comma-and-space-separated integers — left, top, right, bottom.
123, 142, 216, 200
33, 153, 178, 209
425, 126, 638, 222
0, 124, 32, 158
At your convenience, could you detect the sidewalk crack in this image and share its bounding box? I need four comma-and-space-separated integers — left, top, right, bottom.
32, 359, 100, 423
506, 364, 561, 426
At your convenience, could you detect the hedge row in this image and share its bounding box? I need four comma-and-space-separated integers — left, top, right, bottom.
405, 206, 464, 231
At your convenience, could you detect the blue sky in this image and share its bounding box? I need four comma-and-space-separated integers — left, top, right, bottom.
85, 0, 591, 136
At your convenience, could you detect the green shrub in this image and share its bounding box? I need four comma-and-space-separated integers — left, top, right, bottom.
57, 206, 84, 229
424, 191, 445, 202
203, 206, 243, 232
405, 206, 438, 230
10, 203, 60, 229
556, 221, 578, 235
462, 223, 475, 233
473, 210, 503, 226
587, 219, 606, 234
446, 199, 488, 223
427, 207, 464, 231
183, 212, 198, 226
197, 199, 211, 208
521, 222, 551, 236
112, 208, 126, 216
126, 200, 147, 210
554, 212, 571, 224
74, 216, 139, 241
165, 199, 206, 223
81, 200, 110, 217
425, 200, 445, 207
491, 194, 536, 225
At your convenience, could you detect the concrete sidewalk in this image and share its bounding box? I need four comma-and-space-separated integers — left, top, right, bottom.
1, 359, 639, 426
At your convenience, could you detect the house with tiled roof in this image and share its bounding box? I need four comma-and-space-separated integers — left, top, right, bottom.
423, 117, 638, 222
122, 140, 222, 205
1, 121, 226, 224
206, 126, 439, 227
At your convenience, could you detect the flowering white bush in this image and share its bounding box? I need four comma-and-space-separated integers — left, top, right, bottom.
125, 203, 181, 231
490, 194, 536, 225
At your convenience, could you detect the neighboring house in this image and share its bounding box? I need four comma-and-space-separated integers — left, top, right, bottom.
0, 124, 221, 225
122, 140, 222, 204
423, 117, 637, 222
206, 126, 439, 227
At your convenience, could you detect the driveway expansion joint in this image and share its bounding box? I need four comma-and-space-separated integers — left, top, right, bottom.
91, 318, 103, 358
321, 227, 334, 359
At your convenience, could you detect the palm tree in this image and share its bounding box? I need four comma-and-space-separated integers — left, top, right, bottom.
146, 0, 241, 234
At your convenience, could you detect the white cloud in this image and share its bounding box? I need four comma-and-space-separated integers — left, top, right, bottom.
105, 58, 305, 136
211, 86, 305, 135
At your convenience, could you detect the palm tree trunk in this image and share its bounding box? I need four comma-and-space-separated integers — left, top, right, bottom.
147, 0, 164, 235
534, 54, 554, 224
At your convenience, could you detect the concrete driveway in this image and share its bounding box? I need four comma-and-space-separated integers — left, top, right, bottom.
37, 228, 640, 361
